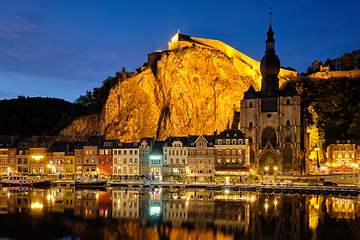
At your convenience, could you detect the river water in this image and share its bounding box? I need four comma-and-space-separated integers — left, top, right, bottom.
0, 186, 359, 240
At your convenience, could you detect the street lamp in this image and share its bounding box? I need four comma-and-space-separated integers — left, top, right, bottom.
265, 167, 269, 184
315, 145, 320, 172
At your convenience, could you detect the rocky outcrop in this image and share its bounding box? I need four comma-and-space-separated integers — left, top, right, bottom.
60, 44, 294, 142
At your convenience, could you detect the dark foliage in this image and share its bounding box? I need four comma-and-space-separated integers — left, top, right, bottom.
301, 49, 360, 76
296, 77, 360, 145
0, 96, 76, 136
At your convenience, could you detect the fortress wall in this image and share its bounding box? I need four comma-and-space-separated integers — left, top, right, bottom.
168, 41, 194, 51
191, 36, 297, 79
309, 69, 360, 79
191, 37, 260, 68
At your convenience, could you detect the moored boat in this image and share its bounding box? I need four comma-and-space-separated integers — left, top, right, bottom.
290, 187, 298, 194
331, 188, 339, 196
349, 188, 359, 197
340, 188, 349, 196
0, 175, 51, 187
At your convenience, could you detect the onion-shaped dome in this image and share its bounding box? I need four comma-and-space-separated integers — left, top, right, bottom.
260, 23, 280, 77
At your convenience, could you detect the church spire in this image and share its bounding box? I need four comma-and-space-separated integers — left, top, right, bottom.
265, 8, 275, 54
260, 7, 280, 95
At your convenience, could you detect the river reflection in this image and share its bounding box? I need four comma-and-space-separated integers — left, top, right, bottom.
1, 186, 360, 240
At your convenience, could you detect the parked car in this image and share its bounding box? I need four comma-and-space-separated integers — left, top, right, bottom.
323, 181, 338, 187
307, 181, 319, 186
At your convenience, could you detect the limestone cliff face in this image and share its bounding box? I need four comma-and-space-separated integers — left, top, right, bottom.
60, 45, 291, 142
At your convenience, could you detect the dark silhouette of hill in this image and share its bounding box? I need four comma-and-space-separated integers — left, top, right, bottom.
0, 96, 87, 136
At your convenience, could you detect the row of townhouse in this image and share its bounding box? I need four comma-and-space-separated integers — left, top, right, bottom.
0, 129, 251, 181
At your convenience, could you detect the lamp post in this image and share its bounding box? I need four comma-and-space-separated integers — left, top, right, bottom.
265, 167, 268, 184
315, 145, 320, 172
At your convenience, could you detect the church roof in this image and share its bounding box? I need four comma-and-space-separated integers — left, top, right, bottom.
280, 81, 298, 96
243, 85, 260, 99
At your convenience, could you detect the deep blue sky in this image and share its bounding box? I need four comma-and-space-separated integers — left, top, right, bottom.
1, 0, 359, 102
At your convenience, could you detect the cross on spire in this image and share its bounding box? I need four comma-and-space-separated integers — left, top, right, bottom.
269, 7, 274, 23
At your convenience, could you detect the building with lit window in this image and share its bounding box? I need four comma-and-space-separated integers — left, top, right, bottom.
82, 136, 103, 179
47, 141, 72, 179
113, 142, 140, 180
0, 135, 21, 176
97, 139, 117, 180
326, 137, 356, 172
139, 138, 154, 180
214, 129, 252, 182
149, 141, 165, 181
187, 135, 215, 182
163, 137, 188, 181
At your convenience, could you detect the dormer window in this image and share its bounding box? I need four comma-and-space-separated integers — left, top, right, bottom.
234, 134, 237, 137
249, 102, 253, 108
232, 139, 236, 145
286, 99, 290, 105
226, 134, 229, 137
218, 139, 221, 145
226, 139, 230, 145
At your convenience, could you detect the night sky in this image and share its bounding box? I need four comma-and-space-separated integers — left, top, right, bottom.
1, 0, 359, 102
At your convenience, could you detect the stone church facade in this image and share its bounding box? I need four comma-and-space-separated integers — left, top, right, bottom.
239, 23, 301, 174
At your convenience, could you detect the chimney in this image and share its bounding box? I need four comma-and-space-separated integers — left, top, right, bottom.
32, 135, 36, 144
67, 144, 70, 152
11, 136, 14, 145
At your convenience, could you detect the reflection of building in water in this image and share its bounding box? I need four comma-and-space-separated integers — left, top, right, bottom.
82, 189, 98, 219
148, 188, 163, 225
97, 190, 112, 220
64, 188, 74, 212
138, 188, 149, 226
0, 188, 9, 214
74, 189, 83, 216
326, 197, 358, 220
29, 188, 47, 216
112, 189, 139, 219
213, 192, 255, 234
187, 189, 214, 228
51, 188, 65, 212
250, 194, 304, 240
308, 196, 322, 231
162, 190, 188, 226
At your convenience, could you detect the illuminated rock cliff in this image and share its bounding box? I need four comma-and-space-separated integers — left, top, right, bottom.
60, 38, 297, 142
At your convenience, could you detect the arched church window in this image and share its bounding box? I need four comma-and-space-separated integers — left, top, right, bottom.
286, 99, 290, 105
249, 122, 253, 128
286, 120, 290, 126
261, 127, 277, 147
249, 102, 253, 108
283, 148, 292, 164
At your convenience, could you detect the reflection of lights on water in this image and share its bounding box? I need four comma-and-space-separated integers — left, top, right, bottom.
265, 203, 268, 210
275, 200, 277, 206
186, 201, 188, 206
